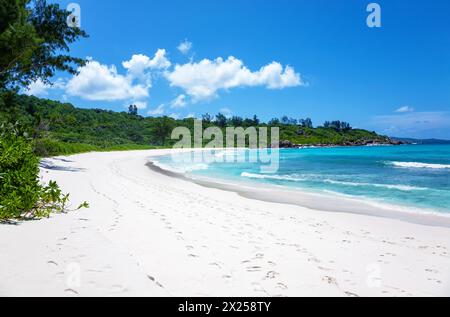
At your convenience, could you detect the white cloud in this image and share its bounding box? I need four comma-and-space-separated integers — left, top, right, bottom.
133, 101, 148, 109
395, 106, 415, 113
51, 50, 304, 107
25, 79, 50, 96
122, 49, 171, 80
177, 40, 192, 55
220, 107, 232, 118
65, 50, 171, 102
25, 78, 66, 97
170, 94, 187, 108
66, 60, 149, 101
169, 113, 180, 120
147, 104, 165, 116
165, 56, 303, 101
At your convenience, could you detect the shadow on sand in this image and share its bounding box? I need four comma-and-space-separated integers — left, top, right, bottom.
40, 159, 86, 172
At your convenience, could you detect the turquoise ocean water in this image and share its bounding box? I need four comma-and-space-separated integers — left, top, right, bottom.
153, 145, 450, 214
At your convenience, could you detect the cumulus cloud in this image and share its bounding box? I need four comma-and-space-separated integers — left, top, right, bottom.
66, 50, 171, 102
147, 104, 165, 116
177, 40, 192, 55
170, 94, 187, 108
122, 49, 171, 80
66, 60, 149, 101
25, 78, 66, 97
41, 49, 304, 108
25, 79, 51, 96
395, 106, 415, 113
133, 101, 148, 109
165, 56, 303, 101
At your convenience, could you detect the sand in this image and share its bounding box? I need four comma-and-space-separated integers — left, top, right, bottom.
0, 149, 449, 297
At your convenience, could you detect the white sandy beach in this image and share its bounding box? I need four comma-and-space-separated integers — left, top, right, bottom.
1, 149, 449, 297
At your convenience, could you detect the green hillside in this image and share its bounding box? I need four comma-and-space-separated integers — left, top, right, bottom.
278, 125, 391, 146
1, 94, 395, 157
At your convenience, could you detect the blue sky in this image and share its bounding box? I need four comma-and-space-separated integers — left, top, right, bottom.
27, 0, 450, 139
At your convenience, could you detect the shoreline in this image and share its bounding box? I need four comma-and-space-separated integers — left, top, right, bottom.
146, 160, 450, 229
1, 149, 449, 296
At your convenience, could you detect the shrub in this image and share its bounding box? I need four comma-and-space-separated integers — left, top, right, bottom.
33, 138, 98, 157
0, 124, 41, 219
0, 123, 86, 221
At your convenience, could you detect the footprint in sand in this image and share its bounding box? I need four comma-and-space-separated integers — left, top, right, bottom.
111, 285, 127, 293
246, 266, 262, 272
64, 288, 79, 295
265, 271, 279, 279
344, 291, 359, 297
147, 275, 165, 288
209, 262, 222, 269
322, 276, 338, 285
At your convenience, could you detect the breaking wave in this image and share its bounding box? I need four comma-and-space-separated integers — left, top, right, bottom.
386, 161, 450, 170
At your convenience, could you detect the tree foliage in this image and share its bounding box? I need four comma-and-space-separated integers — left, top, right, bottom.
215, 113, 227, 128
323, 120, 352, 131
0, 0, 88, 220
299, 118, 313, 128
128, 104, 138, 116
0, 0, 88, 90
0, 123, 87, 220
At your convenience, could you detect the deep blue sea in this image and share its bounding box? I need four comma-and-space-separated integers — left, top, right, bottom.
153, 145, 450, 214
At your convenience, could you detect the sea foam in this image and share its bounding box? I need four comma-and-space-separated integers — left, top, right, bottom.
322, 179, 427, 191
386, 161, 450, 170
240, 172, 307, 182
241, 172, 427, 191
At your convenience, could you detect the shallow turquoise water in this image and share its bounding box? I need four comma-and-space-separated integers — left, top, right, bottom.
154, 145, 450, 213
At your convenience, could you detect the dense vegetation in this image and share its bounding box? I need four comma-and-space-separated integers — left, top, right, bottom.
0, 94, 393, 158
3, 94, 162, 156
277, 123, 390, 146
0, 0, 88, 221
0, 123, 87, 220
